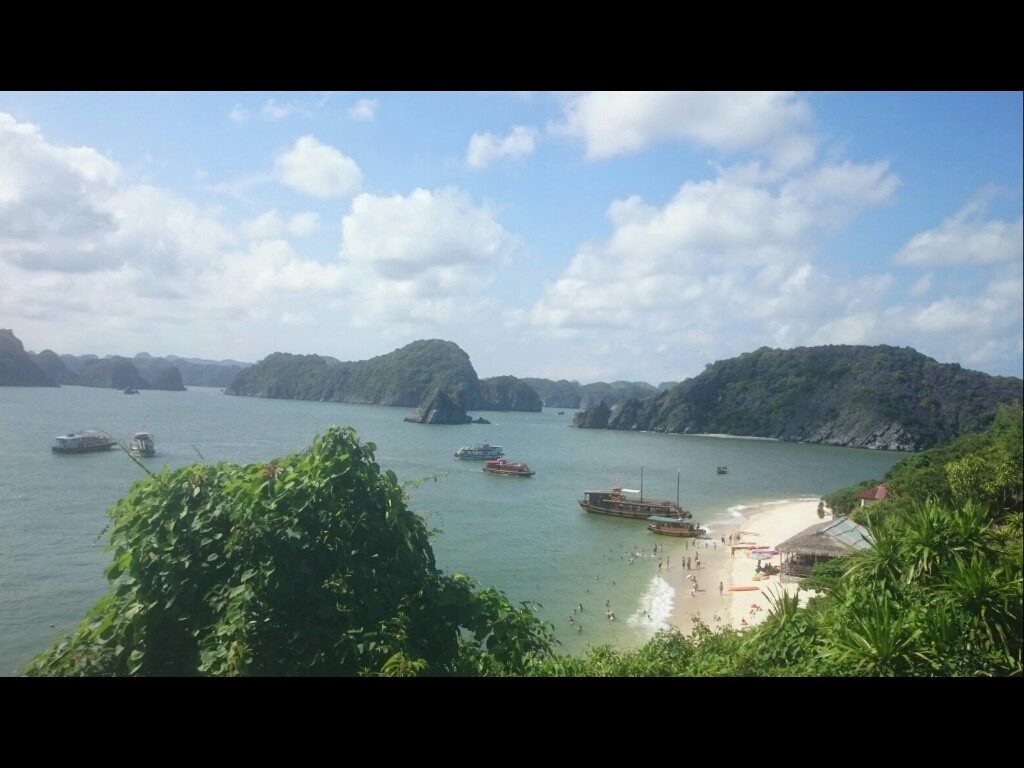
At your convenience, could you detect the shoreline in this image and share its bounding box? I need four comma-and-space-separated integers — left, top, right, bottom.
663, 498, 823, 635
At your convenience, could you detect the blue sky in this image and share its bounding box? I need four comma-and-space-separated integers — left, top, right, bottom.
1, 91, 1020, 382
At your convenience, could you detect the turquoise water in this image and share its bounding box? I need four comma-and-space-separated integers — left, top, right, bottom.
0, 385, 902, 674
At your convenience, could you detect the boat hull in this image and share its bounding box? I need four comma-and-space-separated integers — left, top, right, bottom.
579, 500, 680, 519
484, 468, 534, 477
647, 524, 706, 538
52, 443, 116, 454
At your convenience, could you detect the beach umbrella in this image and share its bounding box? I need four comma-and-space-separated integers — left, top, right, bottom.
747, 551, 774, 560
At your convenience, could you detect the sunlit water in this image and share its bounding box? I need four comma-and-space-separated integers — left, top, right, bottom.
0, 385, 902, 674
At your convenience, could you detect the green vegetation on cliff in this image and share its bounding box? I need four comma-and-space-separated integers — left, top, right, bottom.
521, 378, 658, 409
226, 340, 542, 412
0, 330, 56, 387
479, 376, 542, 412
571, 345, 1023, 451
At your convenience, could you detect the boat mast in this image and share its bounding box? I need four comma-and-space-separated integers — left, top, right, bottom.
676, 470, 680, 506
640, 465, 644, 502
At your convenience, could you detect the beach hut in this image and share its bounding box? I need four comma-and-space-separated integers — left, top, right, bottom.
776, 516, 874, 578
856, 483, 889, 507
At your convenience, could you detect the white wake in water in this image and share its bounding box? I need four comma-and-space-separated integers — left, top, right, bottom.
627, 575, 674, 637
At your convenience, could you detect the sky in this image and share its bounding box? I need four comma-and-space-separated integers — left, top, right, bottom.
0, 91, 1021, 383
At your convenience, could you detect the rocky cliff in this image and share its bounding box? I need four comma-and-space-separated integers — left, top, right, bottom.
570, 345, 1024, 451
226, 340, 541, 413
479, 376, 542, 412
31, 350, 79, 384
521, 378, 658, 409
404, 388, 472, 424
0, 330, 57, 386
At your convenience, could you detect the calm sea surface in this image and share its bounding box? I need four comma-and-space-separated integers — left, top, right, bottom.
0, 385, 902, 674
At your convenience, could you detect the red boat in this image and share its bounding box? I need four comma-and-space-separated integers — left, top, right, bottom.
483, 458, 535, 477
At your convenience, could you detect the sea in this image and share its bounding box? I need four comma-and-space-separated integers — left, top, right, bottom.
0, 385, 902, 674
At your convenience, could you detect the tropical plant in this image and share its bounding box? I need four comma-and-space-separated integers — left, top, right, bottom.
26, 427, 554, 676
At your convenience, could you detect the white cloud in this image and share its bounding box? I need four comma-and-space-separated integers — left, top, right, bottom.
466, 126, 538, 169
287, 211, 320, 237
909, 273, 933, 296
228, 105, 251, 123
348, 99, 378, 121
262, 99, 299, 121
527, 150, 901, 378
281, 311, 314, 326
550, 91, 814, 162
893, 198, 1023, 266
275, 135, 362, 199
241, 210, 321, 240
0, 112, 348, 354
337, 187, 518, 324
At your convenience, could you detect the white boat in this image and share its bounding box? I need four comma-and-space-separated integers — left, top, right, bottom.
454, 442, 504, 460
129, 432, 155, 457
52, 430, 117, 454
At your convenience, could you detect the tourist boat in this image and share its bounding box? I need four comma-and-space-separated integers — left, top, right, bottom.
52, 429, 117, 454
128, 431, 155, 457
716, 466, 728, 474
124, 387, 139, 394
483, 458, 535, 477
580, 468, 691, 519
454, 443, 504, 460
647, 515, 707, 538
557, 411, 565, 415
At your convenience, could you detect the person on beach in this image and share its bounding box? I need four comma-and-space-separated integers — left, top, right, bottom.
686, 557, 691, 570
719, 581, 724, 596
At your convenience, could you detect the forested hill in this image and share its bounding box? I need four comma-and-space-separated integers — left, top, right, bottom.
58, 352, 247, 388
520, 378, 658, 409
224, 339, 542, 412
570, 345, 1024, 451
0, 330, 56, 386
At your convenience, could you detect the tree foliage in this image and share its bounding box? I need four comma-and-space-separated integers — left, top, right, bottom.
27, 427, 553, 676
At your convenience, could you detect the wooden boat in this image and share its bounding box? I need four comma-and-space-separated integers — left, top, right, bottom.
580, 467, 691, 520
483, 458, 535, 477
647, 515, 706, 538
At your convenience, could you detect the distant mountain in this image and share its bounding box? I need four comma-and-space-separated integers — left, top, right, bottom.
658, 381, 679, 391
521, 378, 582, 409
161, 355, 249, 387
31, 349, 79, 384
520, 378, 658, 409
59, 354, 98, 373
226, 340, 541, 412
75, 357, 150, 390
479, 376, 542, 412
0, 330, 56, 387
571, 345, 1024, 451
132, 356, 186, 391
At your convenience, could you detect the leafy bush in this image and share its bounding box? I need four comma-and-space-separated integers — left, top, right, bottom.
27, 427, 553, 676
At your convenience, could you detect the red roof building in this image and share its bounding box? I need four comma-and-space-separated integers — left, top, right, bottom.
857, 483, 889, 506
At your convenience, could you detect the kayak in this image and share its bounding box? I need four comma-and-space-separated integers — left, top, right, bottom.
729, 586, 760, 592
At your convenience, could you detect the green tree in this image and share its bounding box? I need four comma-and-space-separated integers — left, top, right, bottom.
27, 427, 553, 676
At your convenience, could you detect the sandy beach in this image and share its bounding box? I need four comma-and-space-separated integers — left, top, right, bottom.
666, 498, 823, 634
